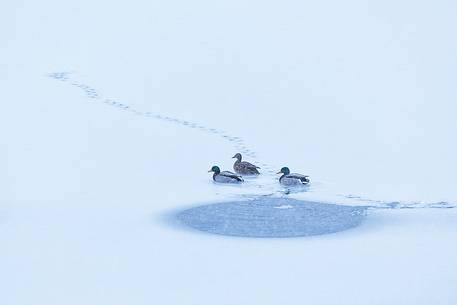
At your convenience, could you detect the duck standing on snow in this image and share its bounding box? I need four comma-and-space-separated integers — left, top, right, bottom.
277, 167, 310, 186
232, 153, 260, 175
208, 166, 244, 183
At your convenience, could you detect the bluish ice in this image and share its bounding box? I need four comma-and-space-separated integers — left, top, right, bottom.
177, 197, 367, 238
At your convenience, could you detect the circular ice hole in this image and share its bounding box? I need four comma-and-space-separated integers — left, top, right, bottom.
177, 198, 366, 238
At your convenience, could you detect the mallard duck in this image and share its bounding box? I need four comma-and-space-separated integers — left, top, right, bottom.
208, 165, 243, 183
276, 167, 310, 185
232, 153, 260, 175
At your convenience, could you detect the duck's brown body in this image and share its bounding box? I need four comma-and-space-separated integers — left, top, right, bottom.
232, 153, 260, 175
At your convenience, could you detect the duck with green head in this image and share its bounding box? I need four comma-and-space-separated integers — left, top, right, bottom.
276, 167, 310, 186
208, 165, 244, 183
232, 153, 260, 175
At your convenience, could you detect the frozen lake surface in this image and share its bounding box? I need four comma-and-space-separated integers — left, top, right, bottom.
177, 198, 366, 237
2, 0, 457, 304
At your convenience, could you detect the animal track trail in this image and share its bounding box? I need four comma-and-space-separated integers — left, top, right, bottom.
339, 194, 457, 210
48, 71, 277, 176
49, 71, 456, 209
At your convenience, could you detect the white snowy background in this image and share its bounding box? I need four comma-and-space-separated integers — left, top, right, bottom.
1, 0, 457, 304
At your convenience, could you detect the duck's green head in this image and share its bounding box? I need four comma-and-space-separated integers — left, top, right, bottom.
276, 167, 290, 175
232, 153, 242, 161
208, 165, 221, 174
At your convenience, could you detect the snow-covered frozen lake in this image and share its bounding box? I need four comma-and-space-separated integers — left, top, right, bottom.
1, 0, 457, 304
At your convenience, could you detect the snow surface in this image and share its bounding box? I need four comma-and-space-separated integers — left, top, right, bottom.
1, 0, 457, 304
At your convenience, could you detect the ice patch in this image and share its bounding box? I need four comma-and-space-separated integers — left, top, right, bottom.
274, 204, 294, 209
176, 198, 367, 238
